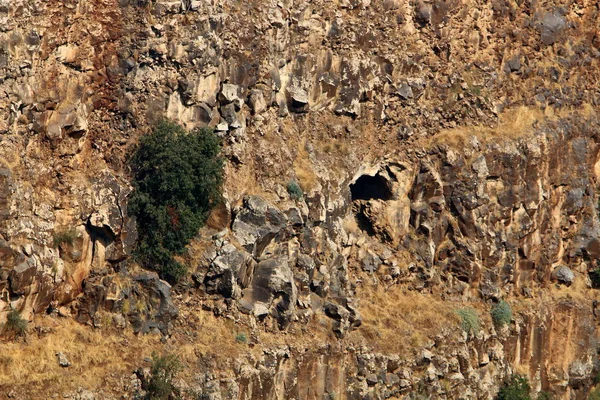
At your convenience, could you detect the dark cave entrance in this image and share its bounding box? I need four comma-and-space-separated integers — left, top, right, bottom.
350, 174, 394, 201
350, 173, 394, 239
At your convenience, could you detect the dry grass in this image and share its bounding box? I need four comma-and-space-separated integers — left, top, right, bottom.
547, 274, 600, 303
0, 317, 160, 396
427, 106, 598, 150
174, 303, 335, 370
425, 106, 544, 149
174, 308, 246, 367
350, 283, 461, 355
293, 139, 319, 192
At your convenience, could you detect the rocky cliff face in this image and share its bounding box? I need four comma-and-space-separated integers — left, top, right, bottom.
1, 0, 600, 399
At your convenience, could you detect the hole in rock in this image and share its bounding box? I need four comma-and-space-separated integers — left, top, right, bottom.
350, 174, 393, 201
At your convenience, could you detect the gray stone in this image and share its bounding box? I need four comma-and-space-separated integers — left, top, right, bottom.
397, 83, 414, 100
541, 12, 566, 45
553, 266, 574, 285
288, 86, 308, 105
56, 352, 71, 367
231, 196, 288, 256
385, 373, 400, 386
219, 83, 243, 108
505, 55, 521, 73
366, 373, 378, 386
248, 89, 267, 114
421, 349, 433, 363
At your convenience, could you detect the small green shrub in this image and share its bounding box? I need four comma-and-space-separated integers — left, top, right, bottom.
537, 391, 553, 400
496, 374, 531, 400
6, 309, 27, 336
491, 300, 512, 328
53, 229, 77, 248
590, 387, 600, 400
456, 308, 480, 339
147, 352, 181, 400
235, 333, 248, 344
129, 120, 223, 283
287, 180, 303, 201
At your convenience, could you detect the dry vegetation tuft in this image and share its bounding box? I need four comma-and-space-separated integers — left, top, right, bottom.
426, 106, 545, 149
350, 283, 461, 355
294, 139, 319, 191
0, 317, 159, 396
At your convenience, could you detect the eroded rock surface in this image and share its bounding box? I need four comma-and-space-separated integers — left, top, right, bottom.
1, 0, 600, 399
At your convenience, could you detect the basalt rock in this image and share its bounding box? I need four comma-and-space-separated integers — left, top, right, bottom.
2, 0, 600, 398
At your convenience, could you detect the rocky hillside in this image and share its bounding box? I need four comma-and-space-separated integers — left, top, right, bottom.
1, 0, 600, 399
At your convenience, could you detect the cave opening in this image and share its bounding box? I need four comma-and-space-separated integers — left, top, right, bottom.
350, 174, 394, 201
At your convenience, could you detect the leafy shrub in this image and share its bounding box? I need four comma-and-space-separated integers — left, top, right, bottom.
53, 229, 77, 248
147, 352, 181, 400
491, 300, 512, 328
456, 308, 480, 339
128, 120, 223, 283
6, 309, 27, 336
235, 333, 248, 344
287, 180, 303, 201
496, 374, 531, 400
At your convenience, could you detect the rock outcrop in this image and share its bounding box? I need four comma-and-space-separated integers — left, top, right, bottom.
1, 0, 600, 399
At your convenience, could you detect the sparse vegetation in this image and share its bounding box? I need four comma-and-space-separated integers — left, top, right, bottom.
147, 352, 181, 400
128, 120, 223, 283
52, 229, 77, 248
287, 180, 303, 201
235, 333, 248, 344
6, 309, 28, 337
589, 387, 600, 400
491, 300, 512, 328
456, 308, 480, 339
496, 374, 531, 400
356, 284, 460, 355
537, 391, 553, 400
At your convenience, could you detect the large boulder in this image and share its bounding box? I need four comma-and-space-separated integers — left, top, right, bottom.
232, 196, 288, 256
204, 243, 255, 298
78, 271, 178, 335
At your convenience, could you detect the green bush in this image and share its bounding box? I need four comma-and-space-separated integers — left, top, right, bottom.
147, 352, 181, 400
6, 309, 27, 336
128, 120, 223, 283
456, 308, 480, 339
53, 229, 77, 248
496, 374, 531, 400
235, 333, 248, 344
491, 300, 512, 328
287, 180, 303, 201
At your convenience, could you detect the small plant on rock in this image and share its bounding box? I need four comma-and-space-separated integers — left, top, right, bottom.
496, 374, 531, 400
287, 180, 303, 201
491, 300, 512, 328
6, 309, 27, 337
235, 333, 248, 344
456, 308, 480, 339
589, 387, 600, 400
537, 391, 553, 400
52, 228, 77, 248
147, 352, 181, 400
